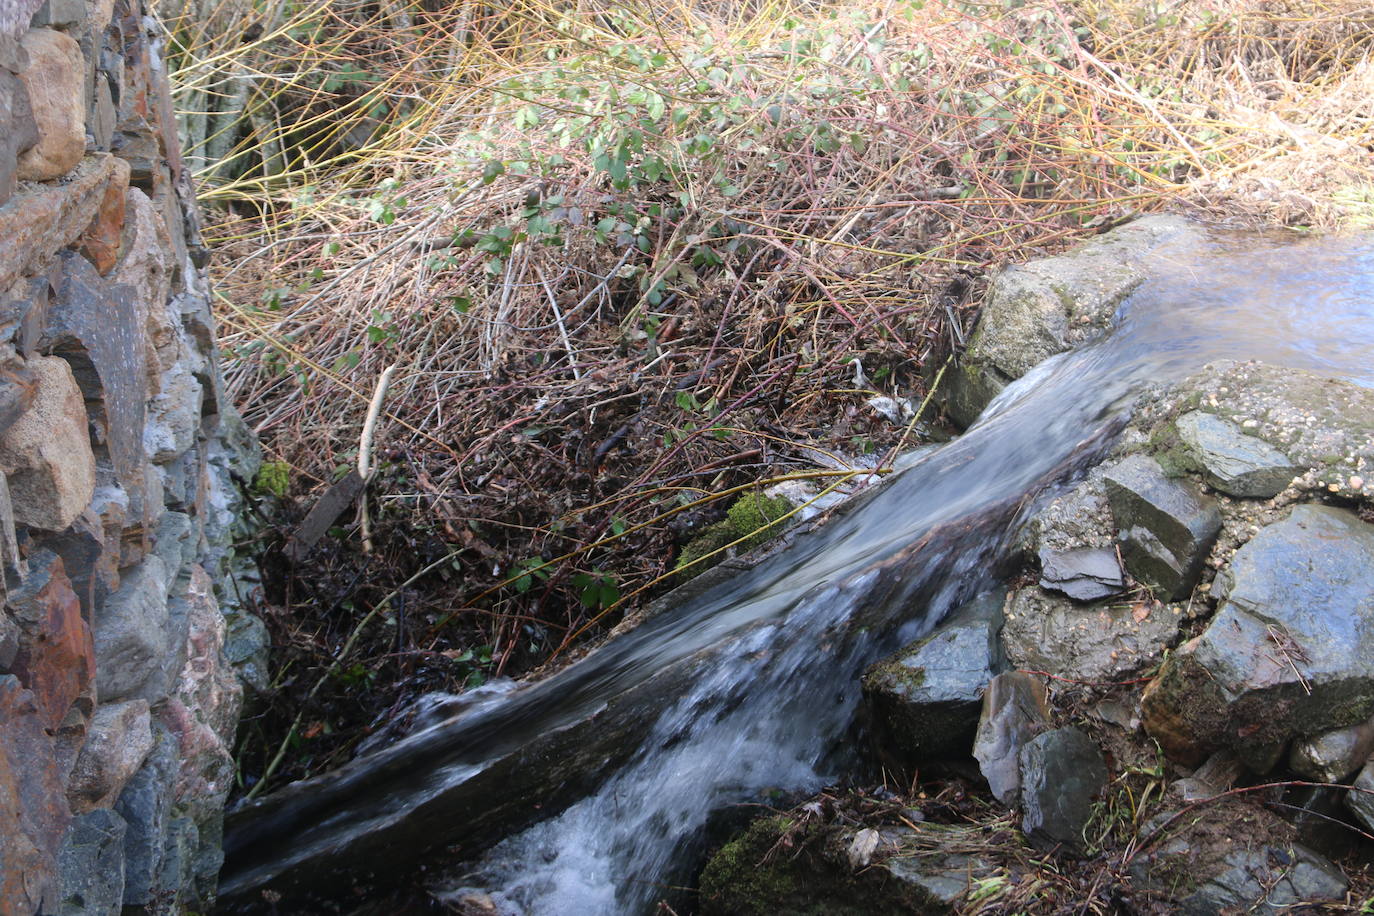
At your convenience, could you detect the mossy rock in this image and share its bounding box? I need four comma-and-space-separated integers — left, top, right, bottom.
675, 492, 796, 580
698, 813, 969, 915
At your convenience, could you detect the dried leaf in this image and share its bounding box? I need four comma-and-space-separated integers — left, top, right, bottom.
847, 827, 881, 868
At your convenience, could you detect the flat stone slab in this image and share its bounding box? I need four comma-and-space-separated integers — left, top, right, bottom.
1143, 505, 1374, 768
1175, 411, 1300, 498
1037, 546, 1124, 601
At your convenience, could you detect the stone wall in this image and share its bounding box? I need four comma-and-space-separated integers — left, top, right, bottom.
0, 0, 261, 912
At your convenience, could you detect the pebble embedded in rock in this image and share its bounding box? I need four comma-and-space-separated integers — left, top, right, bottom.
1174, 410, 1301, 498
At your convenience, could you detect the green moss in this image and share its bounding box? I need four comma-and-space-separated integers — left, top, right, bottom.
726, 492, 794, 550
255, 460, 292, 497
699, 816, 804, 915
675, 520, 737, 580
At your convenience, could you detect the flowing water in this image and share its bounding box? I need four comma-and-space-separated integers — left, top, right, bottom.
220, 228, 1374, 913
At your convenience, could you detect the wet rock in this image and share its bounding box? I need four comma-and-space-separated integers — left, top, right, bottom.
1102, 454, 1220, 600
1289, 715, 1374, 784
1129, 801, 1347, 915
16, 28, 86, 180
91, 554, 168, 702
1018, 727, 1107, 852
46, 808, 127, 916
0, 153, 122, 290
1037, 546, 1123, 601
973, 671, 1052, 805
0, 354, 96, 530
1346, 762, 1374, 834
862, 589, 1003, 762
1143, 505, 1374, 768
941, 215, 1200, 425
6, 550, 94, 730
1174, 411, 1301, 498
66, 698, 153, 814
1021, 478, 1115, 554
0, 674, 70, 913
1002, 588, 1180, 683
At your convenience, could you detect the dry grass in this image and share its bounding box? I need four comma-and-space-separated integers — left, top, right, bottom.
171, 0, 1374, 789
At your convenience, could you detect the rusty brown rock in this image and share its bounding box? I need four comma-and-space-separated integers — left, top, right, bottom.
0, 674, 70, 914
16, 28, 86, 181
7, 551, 93, 732
0, 354, 96, 531
78, 156, 131, 274
0, 153, 121, 290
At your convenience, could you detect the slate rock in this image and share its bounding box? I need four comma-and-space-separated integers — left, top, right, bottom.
1346, 761, 1374, 834
1002, 588, 1180, 683
46, 808, 127, 916
0, 674, 70, 913
0, 68, 39, 204
114, 723, 175, 906
111, 189, 175, 384
1018, 727, 1107, 852
66, 698, 153, 814
973, 671, 1052, 805
47, 249, 148, 508
145, 361, 203, 464
1175, 411, 1301, 498
0, 354, 96, 530
29, 0, 87, 29
6, 549, 93, 730
16, 28, 86, 180
1143, 505, 1374, 768
0, 152, 123, 291
1289, 715, 1374, 784
1103, 453, 1220, 600
0, 607, 18, 670
1037, 546, 1124, 601
862, 589, 1003, 762
92, 554, 169, 702
1130, 801, 1347, 915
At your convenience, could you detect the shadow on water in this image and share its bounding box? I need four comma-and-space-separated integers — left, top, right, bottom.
219, 229, 1374, 913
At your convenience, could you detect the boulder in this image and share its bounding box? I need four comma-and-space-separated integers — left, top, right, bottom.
66, 699, 154, 814
1173, 411, 1301, 498
1102, 454, 1220, 600
1036, 546, 1123, 601
1346, 762, 1374, 834
1002, 588, 1180, 683
1288, 716, 1374, 784
91, 554, 169, 702
0, 354, 96, 530
1017, 727, 1106, 852
16, 28, 85, 180
1142, 505, 1374, 768
1129, 801, 1347, 915
0, 674, 70, 913
972, 671, 1052, 805
47, 808, 128, 916
861, 590, 1003, 762
941, 215, 1201, 425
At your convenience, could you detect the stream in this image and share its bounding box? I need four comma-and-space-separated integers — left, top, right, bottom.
220, 227, 1374, 913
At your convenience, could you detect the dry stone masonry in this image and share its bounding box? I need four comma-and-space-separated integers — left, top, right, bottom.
0, 0, 261, 912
